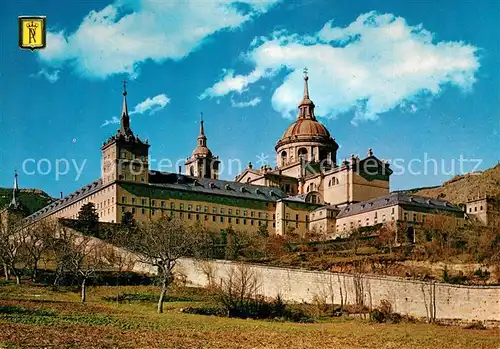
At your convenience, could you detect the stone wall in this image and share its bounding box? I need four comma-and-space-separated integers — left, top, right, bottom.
175, 258, 500, 323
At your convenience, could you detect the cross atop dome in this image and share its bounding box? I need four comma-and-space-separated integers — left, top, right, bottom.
302, 67, 310, 99
298, 67, 314, 119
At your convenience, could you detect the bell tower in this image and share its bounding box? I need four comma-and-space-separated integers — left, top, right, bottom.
101, 81, 150, 185
185, 112, 220, 179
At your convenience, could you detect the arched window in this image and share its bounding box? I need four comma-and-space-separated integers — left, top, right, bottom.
298, 148, 308, 161
328, 179, 331, 187
281, 150, 287, 164
189, 167, 194, 176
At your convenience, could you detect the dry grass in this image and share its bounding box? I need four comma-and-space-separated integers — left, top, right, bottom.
0, 283, 499, 349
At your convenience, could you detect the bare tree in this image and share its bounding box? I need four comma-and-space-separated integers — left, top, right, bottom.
49, 227, 75, 286
128, 217, 197, 313
0, 214, 27, 284
195, 259, 217, 289
215, 263, 261, 317
52, 228, 110, 303
23, 219, 58, 281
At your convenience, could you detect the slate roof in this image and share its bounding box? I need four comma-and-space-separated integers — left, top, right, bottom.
336, 192, 463, 219
24, 170, 315, 224
283, 193, 308, 202
148, 171, 286, 202
25, 179, 103, 223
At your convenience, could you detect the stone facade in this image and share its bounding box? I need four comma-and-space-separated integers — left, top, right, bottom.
465, 196, 500, 226
22, 73, 472, 237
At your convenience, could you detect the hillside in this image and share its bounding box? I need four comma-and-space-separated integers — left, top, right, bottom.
0, 187, 54, 215
410, 164, 500, 204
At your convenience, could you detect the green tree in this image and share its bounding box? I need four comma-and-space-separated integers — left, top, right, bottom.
77, 203, 99, 236
257, 224, 269, 238
121, 211, 137, 231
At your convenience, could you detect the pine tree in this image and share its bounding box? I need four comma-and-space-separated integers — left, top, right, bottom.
77, 203, 99, 236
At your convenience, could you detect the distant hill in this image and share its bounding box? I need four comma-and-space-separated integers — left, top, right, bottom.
0, 188, 54, 215
405, 164, 500, 204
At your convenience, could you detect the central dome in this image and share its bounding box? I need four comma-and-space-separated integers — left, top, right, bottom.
281, 118, 331, 140
275, 69, 339, 167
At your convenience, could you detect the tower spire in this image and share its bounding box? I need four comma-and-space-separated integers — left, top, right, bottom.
303, 67, 309, 99
297, 67, 316, 120
119, 80, 133, 136
9, 170, 19, 210
197, 112, 207, 147
200, 112, 205, 136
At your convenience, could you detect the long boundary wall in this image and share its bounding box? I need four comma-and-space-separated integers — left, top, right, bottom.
174, 258, 500, 323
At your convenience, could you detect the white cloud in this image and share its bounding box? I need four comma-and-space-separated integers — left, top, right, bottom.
202, 11, 480, 124
38, 0, 281, 79
199, 69, 268, 99
231, 96, 261, 108
101, 93, 170, 127
130, 94, 170, 115
29, 68, 60, 83
101, 116, 120, 128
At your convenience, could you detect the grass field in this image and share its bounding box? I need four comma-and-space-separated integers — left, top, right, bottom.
0, 282, 499, 349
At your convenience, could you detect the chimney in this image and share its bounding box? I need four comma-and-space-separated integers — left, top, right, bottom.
60, 192, 63, 199
178, 166, 181, 174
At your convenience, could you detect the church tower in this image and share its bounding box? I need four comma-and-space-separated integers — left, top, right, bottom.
101, 82, 150, 185
185, 113, 220, 179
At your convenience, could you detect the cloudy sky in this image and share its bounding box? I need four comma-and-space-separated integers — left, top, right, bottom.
1, 0, 499, 197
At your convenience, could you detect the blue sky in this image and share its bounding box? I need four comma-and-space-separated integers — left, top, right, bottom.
1, 0, 499, 198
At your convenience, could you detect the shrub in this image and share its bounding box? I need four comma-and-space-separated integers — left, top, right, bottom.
370, 300, 402, 324
442, 267, 469, 285
181, 306, 225, 316
464, 321, 487, 330
473, 268, 490, 282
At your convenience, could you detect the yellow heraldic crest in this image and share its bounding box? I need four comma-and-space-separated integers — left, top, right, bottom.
19, 16, 46, 51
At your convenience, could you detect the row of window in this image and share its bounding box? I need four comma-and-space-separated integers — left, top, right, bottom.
118, 174, 145, 182
120, 197, 273, 218
339, 215, 396, 231
121, 206, 277, 228
468, 205, 483, 213
119, 151, 147, 161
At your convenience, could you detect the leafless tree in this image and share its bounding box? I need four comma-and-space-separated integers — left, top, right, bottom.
23, 219, 58, 281
215, 263, 261, 317
0, 214, 27, 284
49, 226, 75, 286
128, 217, 197, 313
51, 228, 111, 303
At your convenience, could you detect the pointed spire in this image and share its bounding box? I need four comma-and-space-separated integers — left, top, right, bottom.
9, 170, 19, 209
118, 79, 133, 137
303, 67, 309, 99
197, 111, 207, 147
199, 111, 205, 137
297, 67, 316, 120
